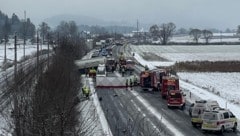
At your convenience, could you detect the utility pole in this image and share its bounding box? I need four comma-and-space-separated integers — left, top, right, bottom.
37, 31, 39, 78
4, 35, 7, 63
23, 10, 26, 59
14, 33, 17, 80
220, 31, 222, 44
137, 19, 139, 45
13, 32, 20, 136
47, 33, 50, 68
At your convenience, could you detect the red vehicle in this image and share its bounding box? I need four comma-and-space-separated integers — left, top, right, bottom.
151, 69, 167, 89
118, 52, 126, 70
161, 76, 179, 98
140, 69, 168, 91
167, 90, 185, 110
140, 70, 159, 91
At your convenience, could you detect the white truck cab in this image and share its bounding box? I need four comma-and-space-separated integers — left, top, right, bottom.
97, 64, 106, 77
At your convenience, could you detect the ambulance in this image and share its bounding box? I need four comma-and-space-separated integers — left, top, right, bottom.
201, 108, 237, 133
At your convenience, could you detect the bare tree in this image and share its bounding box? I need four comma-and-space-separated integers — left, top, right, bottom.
39, 22, 50, 44
159, 22, 176, 45
237, 25, 240, 40
202, 29, 213, 44
189, 28, 202, 44
149, 22, 176, 45
2, 16, 11, 63
149, 25, 160, 38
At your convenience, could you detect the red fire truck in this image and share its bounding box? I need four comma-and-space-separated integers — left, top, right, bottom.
140, 69, 167, 91
167, 90, 185, 110
140, 70, 159, 91
161, 76, 179, 98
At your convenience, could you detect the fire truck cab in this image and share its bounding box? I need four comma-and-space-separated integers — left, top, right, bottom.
140, 70, 159, 91
167, 90, 185, 110
161, 76, 179, 98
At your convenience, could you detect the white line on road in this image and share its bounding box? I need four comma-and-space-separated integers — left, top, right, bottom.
88, 78, 113, 136
130, 90, 185, 136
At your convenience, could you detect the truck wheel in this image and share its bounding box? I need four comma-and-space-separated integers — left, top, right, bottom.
219, 126, 224, 134
192, 122, 197, 127
180, 105, 184, 110
232, 123, 237, 132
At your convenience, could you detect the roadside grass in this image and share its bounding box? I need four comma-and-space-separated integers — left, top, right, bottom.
171, 61, 240, 72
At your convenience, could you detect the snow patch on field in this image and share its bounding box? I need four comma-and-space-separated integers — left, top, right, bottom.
178, 72, 240, 105
131, 45, 240, 62
133, 52, 175, 69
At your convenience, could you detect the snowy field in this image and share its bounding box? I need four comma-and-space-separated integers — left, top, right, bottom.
131, 45, 240, 62
171, 33, 240, 43
178, 72, 240, 105
0, 42, 48, 68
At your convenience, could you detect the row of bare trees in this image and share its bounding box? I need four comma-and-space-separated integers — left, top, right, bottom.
0, 21, 91, 136
149, 23, 214, 45
189, 29, 213, 44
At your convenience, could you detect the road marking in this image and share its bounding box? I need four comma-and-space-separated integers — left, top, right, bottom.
130, 90, 185, 136
119, 102, 124, 108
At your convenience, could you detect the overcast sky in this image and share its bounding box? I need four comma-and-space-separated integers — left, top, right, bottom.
1, 0, 240, 30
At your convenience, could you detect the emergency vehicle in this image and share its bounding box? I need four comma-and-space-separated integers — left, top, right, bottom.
106, 57, 115, 72
97, 64, 106, 77
167, 90, 185, 110
151, 69, 167, 90
161, 76, 179, 98
201, 108, 237, 133
125, 59, 135, 72
140, 70, 159, 91
118, 52, 127, 70
189, 100, 219, 127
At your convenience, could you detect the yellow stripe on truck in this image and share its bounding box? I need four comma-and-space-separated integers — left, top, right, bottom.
191, 118, 202, 123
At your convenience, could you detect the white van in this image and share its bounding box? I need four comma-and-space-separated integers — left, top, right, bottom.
201, 108, 237, 133
189, 100, 219, 127
97, 64, 106, 77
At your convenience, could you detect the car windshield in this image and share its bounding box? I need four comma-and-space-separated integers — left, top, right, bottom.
169, 92, 181, 98
203, 113, 218, 120
192, 107, 205, 115
126, 60, 134, 65
167, 85, 175, 91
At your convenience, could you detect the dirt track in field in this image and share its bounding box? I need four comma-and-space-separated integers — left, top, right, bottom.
142, 52, 169, 61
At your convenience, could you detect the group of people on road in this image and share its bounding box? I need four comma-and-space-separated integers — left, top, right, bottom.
125, 75, 138, 90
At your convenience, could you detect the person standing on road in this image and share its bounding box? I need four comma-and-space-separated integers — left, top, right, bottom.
85, 87, 90, 99
126, 79, 129, 90
133, 75, 138, 86
130, 78, 133, 90
122, 67, 125, 77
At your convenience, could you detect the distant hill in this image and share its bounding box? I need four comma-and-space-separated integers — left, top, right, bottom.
44, 14, 138, 34
44, 14, 111, 28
